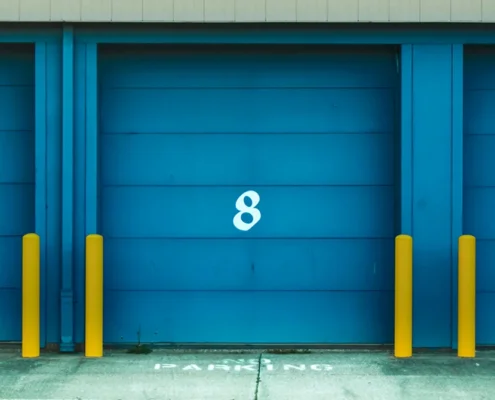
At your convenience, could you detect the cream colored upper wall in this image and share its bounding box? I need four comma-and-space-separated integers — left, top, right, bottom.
0, 0, 492, 23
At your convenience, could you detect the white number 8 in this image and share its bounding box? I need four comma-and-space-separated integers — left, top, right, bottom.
233, 190, 261, 232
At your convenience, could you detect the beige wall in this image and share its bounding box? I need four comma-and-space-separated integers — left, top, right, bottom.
0, 0, 492, 23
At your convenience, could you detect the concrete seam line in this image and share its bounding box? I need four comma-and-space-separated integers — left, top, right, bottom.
254, 352, 263, 400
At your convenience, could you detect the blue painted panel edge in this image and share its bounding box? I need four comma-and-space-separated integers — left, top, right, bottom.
6, 24, 495, 45
0, 25, 59, 43
451, 44, 464, 350
5, 24, 495, 45
83, 44, 98, 346
35, 41, 47, 347
60, 24, 75, 352
85, 43, 98, 236
74, 24, 495, 44
400, 44, 413, 236
44, 41, 63, 345
73, 42, 87, 345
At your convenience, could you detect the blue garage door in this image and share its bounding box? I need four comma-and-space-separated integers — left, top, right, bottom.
464, 46, 495, 345
0, 45, 34, 341
99, 45, 399, 344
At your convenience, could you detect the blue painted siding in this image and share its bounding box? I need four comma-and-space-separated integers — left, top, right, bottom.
97, 45, 399, 344
464, 46, 495, 345
0, 44, 35, 341
0, 25, 485, 348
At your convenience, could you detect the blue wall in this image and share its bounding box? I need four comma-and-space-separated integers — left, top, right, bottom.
464, 46, 495, 344
0, 44, 35, 342
0, 23, 487, 349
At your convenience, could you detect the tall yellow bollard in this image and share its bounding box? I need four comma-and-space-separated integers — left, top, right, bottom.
22, 233, 40, 358
395, 234, 413, 358
85, 234, 103, 358
458, 235, 476, 358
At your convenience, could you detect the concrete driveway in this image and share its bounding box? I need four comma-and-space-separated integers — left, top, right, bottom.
1, 348, 494, 400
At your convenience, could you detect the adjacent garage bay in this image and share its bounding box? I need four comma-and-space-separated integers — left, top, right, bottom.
464, 46, 495, 345
98, 45, 399, 344
0, 44, 35, 341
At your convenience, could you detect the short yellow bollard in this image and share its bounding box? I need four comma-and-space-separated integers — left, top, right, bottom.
85, 234, 103, 358
395, 234, 413, 358
22, 233, 40, 358
458, 235, 476, 358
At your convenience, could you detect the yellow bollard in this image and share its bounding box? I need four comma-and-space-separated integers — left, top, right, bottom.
458, 235, 476, 358
22, 233, 40, 358
395, 234, 413, 358
85, 234, 103, 357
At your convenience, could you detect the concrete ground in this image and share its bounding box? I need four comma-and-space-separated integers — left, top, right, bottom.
0, 348, 494, 400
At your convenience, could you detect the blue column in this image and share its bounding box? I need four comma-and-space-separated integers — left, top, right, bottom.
451, 45, 464, 350
401, 44, 463, 348
73, 42, 98, 344
34, 41, 47, 347
73, 41, 87, 345
45, 39, 63, 346
60, 24, 75, 352
85, 43, 98, 237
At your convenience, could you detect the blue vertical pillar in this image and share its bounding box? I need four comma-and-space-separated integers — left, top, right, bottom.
34, 42, 47, 347
85, 43, 98, 236
73, 42, 98, 344
45, 39, 63, 346
401, 44, 464, 348
60, 24, 75, 352
73, 41, 87, 345
451, 45, 464, 350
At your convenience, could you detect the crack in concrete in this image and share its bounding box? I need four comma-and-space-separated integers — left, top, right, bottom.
253, 352, 263, 400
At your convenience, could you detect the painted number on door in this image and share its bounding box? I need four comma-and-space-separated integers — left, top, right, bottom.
233, 190, 261, 232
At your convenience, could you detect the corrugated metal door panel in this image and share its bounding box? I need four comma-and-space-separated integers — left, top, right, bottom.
0, 44, 35, 342
98, 44, 398, 344
464, 46, 495, 345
